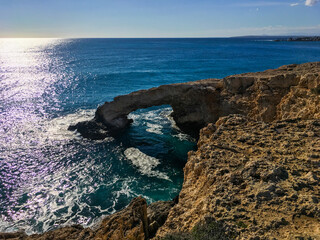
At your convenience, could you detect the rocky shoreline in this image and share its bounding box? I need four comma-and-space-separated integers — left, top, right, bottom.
2, 62, 320, 239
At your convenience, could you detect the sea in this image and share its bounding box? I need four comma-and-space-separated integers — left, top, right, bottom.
0, 38, 320, 234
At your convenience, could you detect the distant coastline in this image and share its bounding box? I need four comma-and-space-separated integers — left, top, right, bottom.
229, 35, 320, 42
274, 36, 320, 42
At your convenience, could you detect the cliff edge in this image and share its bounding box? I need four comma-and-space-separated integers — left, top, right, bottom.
2, 62, 320, 240
156, 115, 320, 239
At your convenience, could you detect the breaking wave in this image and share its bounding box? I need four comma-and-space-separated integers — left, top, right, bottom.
124, 148, 171, 181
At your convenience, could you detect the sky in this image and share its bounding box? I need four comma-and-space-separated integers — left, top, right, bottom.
0, 0, 319, 38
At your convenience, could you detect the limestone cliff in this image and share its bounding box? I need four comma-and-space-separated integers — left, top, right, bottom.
70, 62, 320, 139
156, 115, 320, 240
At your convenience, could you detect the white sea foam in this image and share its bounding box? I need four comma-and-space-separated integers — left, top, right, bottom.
0, 109, 103, 155
46, 109, 96, 141
146, 122, 163, 135
0, 160, 95, 233
174, 132, 194, 141
129, 107, 173, 135
45, 109, 114, 142
124, 148, 171, 181
129, 106, 194, 141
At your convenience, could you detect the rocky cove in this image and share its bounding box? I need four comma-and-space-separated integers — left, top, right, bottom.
2, 62, 320, 240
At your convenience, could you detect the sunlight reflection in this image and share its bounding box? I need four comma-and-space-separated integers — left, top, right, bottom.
0, 38, 62, 101
0, 38, 71, 152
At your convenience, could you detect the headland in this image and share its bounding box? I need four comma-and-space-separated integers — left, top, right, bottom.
3, 62, 320, 240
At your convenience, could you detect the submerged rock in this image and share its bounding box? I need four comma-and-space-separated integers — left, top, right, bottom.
68, 119, 110, 140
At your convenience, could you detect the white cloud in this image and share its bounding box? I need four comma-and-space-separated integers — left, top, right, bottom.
305, 0, 319, 6
290, 3, 299, 6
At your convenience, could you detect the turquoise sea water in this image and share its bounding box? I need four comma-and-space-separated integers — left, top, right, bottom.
0, 38, 320, 233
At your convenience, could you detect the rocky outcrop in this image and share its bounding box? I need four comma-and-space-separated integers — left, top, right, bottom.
69, 78, 223, 138
70, 62, 320, 139
156, 115, 320, 239
1, 197, 176, 240
94, 196, 148, 240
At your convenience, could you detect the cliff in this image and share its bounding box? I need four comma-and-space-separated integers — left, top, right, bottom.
2, 62, 320, 240
70, 62, 320, 138
156, 115, 320, 239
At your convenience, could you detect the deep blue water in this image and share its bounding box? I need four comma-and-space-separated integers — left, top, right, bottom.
0, 38, 320, 233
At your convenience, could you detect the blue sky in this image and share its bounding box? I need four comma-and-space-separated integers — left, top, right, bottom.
0, 0, 319, 37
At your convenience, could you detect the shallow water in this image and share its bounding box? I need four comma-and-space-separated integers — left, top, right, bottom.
0, 38, 320, 233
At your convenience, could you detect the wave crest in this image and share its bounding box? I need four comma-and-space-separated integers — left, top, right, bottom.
124, 148, 171, 181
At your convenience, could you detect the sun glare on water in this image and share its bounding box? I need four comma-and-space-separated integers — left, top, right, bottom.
0, 38, 194, 234
0, 38, 63, 100
0, 38, 100, 233
0, 38, 77, 149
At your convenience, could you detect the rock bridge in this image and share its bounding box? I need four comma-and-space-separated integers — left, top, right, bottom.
69, 62, 320, 140
69, 79, 224, 139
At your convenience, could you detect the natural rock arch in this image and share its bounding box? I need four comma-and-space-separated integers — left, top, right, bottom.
95, 79, 223, 133
69, 62, 320, 140
69, 79, 224, 139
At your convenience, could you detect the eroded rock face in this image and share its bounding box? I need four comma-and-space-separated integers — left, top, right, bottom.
70, 62, 320, 139
222, 62, 320, 122
94, 196, 148, 240
147, 200, 176, 238
3, 197, 177, 240
155, 115, 320, 240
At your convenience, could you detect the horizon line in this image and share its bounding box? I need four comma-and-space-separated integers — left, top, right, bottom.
1, 34, 319, 39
